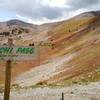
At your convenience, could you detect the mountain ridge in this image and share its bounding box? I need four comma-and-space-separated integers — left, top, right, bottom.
0, 10, 100, 26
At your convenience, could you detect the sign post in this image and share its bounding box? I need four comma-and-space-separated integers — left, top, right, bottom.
1, 38, 38, 100
4, 38, 13, 100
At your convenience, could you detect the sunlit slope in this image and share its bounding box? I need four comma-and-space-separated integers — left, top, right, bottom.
15, 12, 100, 86
38, 16, 100, 84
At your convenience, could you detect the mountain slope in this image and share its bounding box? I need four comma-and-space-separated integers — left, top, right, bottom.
12, 11, 100, 87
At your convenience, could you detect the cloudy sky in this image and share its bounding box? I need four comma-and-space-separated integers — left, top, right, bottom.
0, 0, 100, 24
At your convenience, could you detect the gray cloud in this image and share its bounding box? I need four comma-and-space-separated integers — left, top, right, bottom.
67, 0, 100, 10
0, 0, 67, 20
0, 0, 100, 23
17, 6, 66, 20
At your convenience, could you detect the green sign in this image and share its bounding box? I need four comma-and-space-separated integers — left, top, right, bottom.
0, 46, 38, 61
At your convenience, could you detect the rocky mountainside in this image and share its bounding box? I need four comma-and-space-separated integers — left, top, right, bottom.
0, 11, 100, 87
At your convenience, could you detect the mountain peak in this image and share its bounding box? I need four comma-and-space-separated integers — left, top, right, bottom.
71, 11, 100, 20
6, 19, 34, 27
89, 11, 100, 16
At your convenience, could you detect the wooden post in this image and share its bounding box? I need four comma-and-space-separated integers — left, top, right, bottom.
60, 92, 64, 100
4, 38, 13, 100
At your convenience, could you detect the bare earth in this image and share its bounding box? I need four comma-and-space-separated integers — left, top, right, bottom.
0, 82, 100, 100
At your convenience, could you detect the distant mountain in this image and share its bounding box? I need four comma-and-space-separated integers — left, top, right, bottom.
87, 11, 100, 16
0, 19, 39, 36
6, 19, 34, 27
